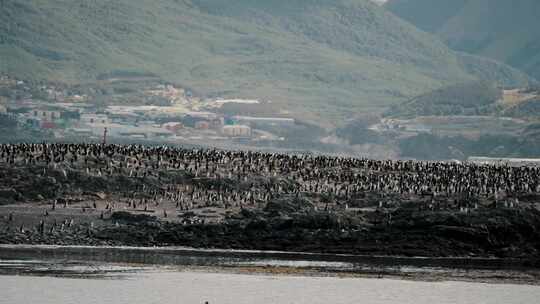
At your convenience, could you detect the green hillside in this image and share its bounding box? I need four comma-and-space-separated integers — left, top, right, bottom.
503, 98, 540, 118
386, 0, 540, 80
384, 0, 467, 33
385, 81, 502, 118
0, 0, 532, 122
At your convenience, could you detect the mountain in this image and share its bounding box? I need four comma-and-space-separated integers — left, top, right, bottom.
384, 0, 467, 33
385, 81, 502, 118
0, 0, 532, 122
386, 0, 540, 80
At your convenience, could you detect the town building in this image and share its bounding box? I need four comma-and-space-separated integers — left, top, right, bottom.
195, 121, 210, 130
185, 111, 218, 120
80, 113, 110, 125
84, 122, 174, 140
210, 117, 224, 129
0, 104, 6, 114
69, 128, 94, 137
232, 116, 295, 127
214, 99, 260, 105
40, 121, 57, 129
24, 118, 41, 128
109, 113, 138, 124
221, 125, 251, 137
163, 122, 184, 133
181, 115, 204, 128
32, 110, 61, 121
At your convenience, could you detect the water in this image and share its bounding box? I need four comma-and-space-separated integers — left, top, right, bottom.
2, 268, 540, 304
1, 245, 540, 304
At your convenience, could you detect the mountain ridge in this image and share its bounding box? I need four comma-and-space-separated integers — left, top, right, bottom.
386, 0, 540, 80
0, 0, 532, 122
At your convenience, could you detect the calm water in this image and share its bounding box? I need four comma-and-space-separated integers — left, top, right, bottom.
1, 246, 540, 304
2, 270, 540, 304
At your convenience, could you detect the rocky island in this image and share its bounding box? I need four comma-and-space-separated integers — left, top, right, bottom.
0, 143, 539, 266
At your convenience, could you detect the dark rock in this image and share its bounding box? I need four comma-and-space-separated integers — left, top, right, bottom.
110, 211, 157, 223
265, 195, 314, 215
0, 188, 18, 204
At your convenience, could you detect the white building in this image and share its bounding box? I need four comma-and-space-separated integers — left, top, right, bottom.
185, 111, 218, 120
68, 128, 94, 137
233, 116, 295, 127
214, 99, 260, 105
222, 125, 251, 137
83, 122, 174, 140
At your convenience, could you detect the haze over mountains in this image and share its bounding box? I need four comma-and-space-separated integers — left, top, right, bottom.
386, 0, 540, 80
0, 0, 532, 122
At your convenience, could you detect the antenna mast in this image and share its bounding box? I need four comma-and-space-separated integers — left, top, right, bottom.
103, 127, 108, 145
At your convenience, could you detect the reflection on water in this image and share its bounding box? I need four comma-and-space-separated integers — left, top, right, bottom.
231, 259, 354, 268
1, 245, 540, 284
1, 248, 540, 304
0, 259, 150, 279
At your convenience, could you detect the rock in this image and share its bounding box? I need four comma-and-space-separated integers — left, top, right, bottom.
265, 195, 314, 215
0, 188, 18, 204
95, 192, 107, 200
83, 191, 107, 199
110, 211, 157, 223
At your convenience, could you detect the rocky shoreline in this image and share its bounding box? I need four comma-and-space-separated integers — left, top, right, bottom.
2, 203, 540, 264
1, 143, 540, 265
